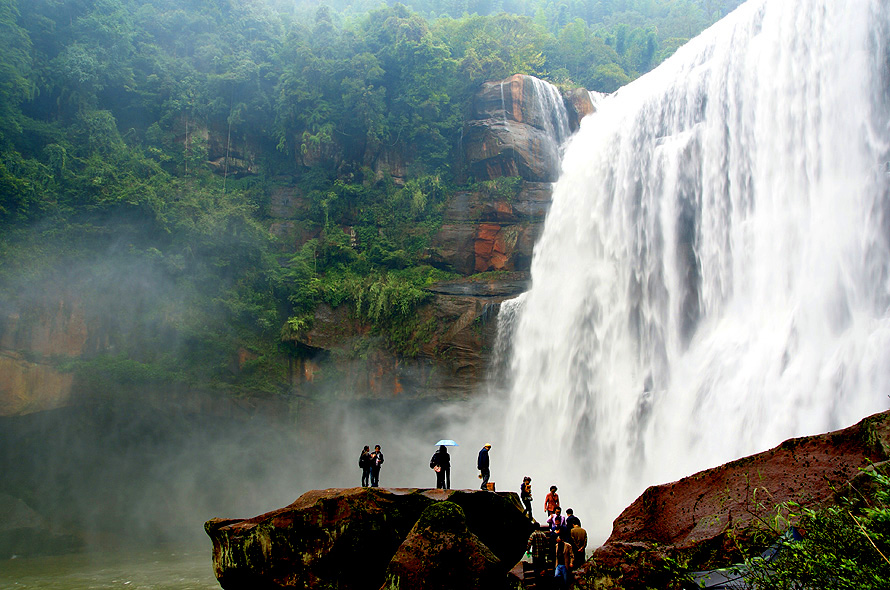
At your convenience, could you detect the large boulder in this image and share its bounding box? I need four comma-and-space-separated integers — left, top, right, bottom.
381, 501, 506, 590
206, 487, 533, 590
579, 409, 890, 589
462, 74, 572, 183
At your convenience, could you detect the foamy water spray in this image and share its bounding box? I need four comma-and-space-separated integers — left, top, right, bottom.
498, 0, 890, 542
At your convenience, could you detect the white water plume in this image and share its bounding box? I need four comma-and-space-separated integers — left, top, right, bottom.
498, 0, 890, 542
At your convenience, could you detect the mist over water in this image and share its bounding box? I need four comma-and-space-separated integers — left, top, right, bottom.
493, 0, 890, 543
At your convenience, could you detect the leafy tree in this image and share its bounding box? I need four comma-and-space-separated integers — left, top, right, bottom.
0, 0, 745, 390
0, 0, 32, 142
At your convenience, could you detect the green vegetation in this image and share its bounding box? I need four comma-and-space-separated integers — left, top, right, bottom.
0, 0, 739, 395
736, 467, 890, 589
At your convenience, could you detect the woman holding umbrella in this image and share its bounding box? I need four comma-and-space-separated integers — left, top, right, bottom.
431, 440, 456, 489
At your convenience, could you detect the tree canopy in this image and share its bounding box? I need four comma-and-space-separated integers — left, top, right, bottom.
0, 0, 740, 394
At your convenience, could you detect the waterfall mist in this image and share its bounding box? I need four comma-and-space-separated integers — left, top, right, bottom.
494, 0, 890, 543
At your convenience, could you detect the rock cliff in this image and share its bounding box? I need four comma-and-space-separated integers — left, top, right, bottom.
0, 296, 88, 415
265, 75, 595, 401
461, 74, 574, 183
576, 409, 890, 589
205, 487, 533, 590
0, 75, 596, 415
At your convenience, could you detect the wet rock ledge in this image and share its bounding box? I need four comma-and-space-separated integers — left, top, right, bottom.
205, 487, 534, 590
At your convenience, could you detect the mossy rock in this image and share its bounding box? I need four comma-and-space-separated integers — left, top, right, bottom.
381, 501, 508, 590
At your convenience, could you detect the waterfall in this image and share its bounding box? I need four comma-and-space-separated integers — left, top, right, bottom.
498, 0, 890, 542
526, 76, 572, 146
490, 294, 526, 388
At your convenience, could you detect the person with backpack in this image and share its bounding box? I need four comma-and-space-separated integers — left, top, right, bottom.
430, 445, 451, 489
359, 445, 371, 487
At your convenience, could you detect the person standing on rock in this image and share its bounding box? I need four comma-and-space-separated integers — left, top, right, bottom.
430, 445, 451, 489
520, 476, 534, 521
359, 445, 372, 487
544, 485, 560, 516
477, 443, 491, 490
370, 444, 384, 487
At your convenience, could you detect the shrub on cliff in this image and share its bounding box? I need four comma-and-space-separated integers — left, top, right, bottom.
741, 467, 890, 589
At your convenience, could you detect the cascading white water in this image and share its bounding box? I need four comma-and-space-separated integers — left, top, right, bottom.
499, 0, 890, 542
526, 76, 572, 146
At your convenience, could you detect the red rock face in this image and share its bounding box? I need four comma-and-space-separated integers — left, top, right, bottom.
474, 223, 509, 272
582, 410, 890, 589
205, 487, 533, 590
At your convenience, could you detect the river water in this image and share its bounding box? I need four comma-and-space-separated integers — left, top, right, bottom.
0, 546, 218, 590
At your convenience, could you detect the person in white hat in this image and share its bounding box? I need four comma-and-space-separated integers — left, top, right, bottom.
477, 443, 491, 490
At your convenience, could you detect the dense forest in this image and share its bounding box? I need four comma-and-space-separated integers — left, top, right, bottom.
0, 0, 741, 396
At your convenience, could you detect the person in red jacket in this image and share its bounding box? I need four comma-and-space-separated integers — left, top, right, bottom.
544, 485, 560, 516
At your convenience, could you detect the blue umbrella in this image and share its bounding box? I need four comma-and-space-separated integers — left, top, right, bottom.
435, 439, 458, 446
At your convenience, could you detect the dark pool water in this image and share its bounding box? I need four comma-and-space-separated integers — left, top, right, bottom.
0, 546, 219, 589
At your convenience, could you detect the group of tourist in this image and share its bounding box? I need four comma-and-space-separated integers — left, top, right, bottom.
525, 483, 588, 589
356, 442, 587, 587
359, 442, 493, 491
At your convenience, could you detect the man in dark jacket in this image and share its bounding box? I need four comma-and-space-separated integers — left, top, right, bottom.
564, 508, 581, 529
369, 444, 384, 487
359, 445, 371, 487
477, 443, 491, 490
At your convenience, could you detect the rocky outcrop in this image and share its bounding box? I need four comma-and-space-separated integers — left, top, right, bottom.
0, 351, 75, 416
0, 298, 89, 416
432, 77, 594, 276
381, 502, 508, 590
428, 182, 552, 275
205, 487, 533, 590
462, 74, 588, 183
578, 409, 890, 589
0, 493, 82, 557
284, 273, 527, 399
563, 88, 600, 131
